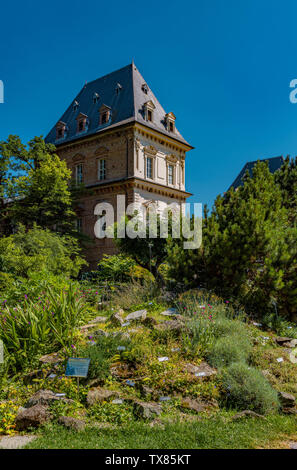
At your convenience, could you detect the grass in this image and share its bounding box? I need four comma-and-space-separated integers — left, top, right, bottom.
25, 413, 297, 449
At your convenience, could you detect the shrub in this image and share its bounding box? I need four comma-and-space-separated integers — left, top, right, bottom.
212, 317, 248, 339
0, 224, 86, 279
208, 334, 252, 368
0, 283, 91, 372
77, 335, 131, 381
109, 280, 160, 310
88, 401, 135, 425
221, 362, 280, 414
97, 254, 136, 283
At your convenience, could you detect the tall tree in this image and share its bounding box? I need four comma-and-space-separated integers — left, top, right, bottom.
0, 135, 77, 234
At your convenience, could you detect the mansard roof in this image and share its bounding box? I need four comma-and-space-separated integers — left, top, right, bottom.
45, 63, 191, 147
229, 156, 284, 190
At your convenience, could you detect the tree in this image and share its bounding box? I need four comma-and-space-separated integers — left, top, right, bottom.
274, 156, 297, 225
0, 224, 86, 278
167, 161, 297, 320
0, 135, 77, 234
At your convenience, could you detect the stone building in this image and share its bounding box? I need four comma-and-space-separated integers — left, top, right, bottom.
45, 63, 193, 268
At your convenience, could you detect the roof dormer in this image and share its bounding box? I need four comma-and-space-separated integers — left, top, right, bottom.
99, 104, 111, 125
76, 113, 88, 134
56, 121, 67, 140
93, 92, 100, 104
144, 100, 155, 122
165, 112, 176, 133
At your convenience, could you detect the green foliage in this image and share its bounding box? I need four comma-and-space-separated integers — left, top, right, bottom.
88, 402, 135, 425
108, 280, 160, 310
97, 254, 136, 283
208, 335, 252, 368
221, 362, 280, 414
1, 135, 77, 234
77, 335, 131, 381
0, 224, 86, 278
167, 162, 297, 320
0, 283, 91, 372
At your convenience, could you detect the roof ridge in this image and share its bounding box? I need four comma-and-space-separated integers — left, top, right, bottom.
82, 63, 133, 88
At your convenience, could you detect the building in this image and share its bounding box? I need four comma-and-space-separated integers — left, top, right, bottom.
45, 63, 193, 268
228, 156, 284, 191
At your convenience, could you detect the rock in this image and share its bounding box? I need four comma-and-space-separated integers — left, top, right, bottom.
274, 336, 294, 346
23, 369, 44, 385
15, 404, 52, 430
109, 311, 125, 327
39, 352, 62, 364
142, 317, 158, 327
180, 398, 207, 413
278, 391, 296, 408
58, 416, 86, 431
290, 442, 297, 449
0, 435, 37, 449
232, 410, 266, 420
155, 319, 185, 334
160, 308, 178, 316
137, 384, 161, 400
25, 389, 72, 408
283, 339, 297, 348
89, 316, 107, 324
282, 408, 297, 415
125, 310, 147, 321
133, 401, 162, 420
184, 361, 217, 377
87, 387, 120, 406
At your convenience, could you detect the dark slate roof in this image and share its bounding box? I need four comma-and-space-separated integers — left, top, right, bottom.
228, 156, 284, 191
45, 63, 191, 147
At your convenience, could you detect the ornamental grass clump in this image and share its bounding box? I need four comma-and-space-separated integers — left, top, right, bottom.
208, 334, 252, 368
221, 362, 280, 415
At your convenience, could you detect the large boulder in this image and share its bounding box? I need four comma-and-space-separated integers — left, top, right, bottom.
160, 308, 178, 317
274, 337, 296, 346
58, 416, 86, 431
125, 310, 147, 321
133, 401, 162, 420
87, 388, 120, 406
110, 310, 125, 327
24, 390, 72, 408
15, 405, 52, 430
180, 398, 207, 413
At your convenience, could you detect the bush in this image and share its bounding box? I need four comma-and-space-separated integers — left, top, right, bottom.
221, 362, 280, 414
77, 335, 131, 381
208, 334, 252, 368
97, 254, 136, 283
0, 224, 86, 279
213, 317, 248, 339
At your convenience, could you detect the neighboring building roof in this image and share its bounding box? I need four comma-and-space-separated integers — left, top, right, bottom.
45, 63, 191, 147
228, 156, 284, 191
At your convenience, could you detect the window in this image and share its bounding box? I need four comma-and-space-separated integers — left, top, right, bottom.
78, 121, 84, 132
169, 121, 174, 132
168, 164, 174, 184
56, 121, 67, 140
146, 157, 153, 179
115, 83, 122, 95
75, 218, 82, 233
75, 164, 83, 184
142, 83, 149, 94
101, 112, 108, 124
98, 159, 106, 181
144, 100, 155, 123
73, 100, 79, 111
147, 110, 152, 122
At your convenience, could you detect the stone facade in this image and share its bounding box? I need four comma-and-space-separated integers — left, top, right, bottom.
56, 122, 192, 269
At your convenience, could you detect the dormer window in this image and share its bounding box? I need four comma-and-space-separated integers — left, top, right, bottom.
99, 104, 111, 125
73, 100, 79, 111
93, 93, 100, 104
76, 113, 88, 134
142, 83, 149, 94
144, 100, 155, 123
56, 121, 67, 140
165, 112, 176, 133
115, 83, 122, 95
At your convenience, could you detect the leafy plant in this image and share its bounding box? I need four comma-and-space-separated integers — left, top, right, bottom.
221, 362, 280, 414
208, 334, 252, 368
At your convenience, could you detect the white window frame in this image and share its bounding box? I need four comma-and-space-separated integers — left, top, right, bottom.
146, 157, 153, 179
98, 159, 106, 181
75, 164, 83, 184
168, 164, 174, 185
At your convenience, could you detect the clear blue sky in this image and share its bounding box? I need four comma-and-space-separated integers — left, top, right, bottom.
1, 0, 297, 209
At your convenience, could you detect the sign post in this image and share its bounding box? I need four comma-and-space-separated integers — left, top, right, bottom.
65, 357, 90, 394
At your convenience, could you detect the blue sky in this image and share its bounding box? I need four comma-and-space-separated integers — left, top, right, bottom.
1, 0, 297, 209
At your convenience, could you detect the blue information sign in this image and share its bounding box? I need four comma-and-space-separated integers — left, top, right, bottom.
65, 357, 90, 378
